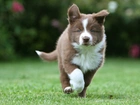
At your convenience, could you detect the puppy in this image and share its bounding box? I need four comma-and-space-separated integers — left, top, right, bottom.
36, 4, 109, 97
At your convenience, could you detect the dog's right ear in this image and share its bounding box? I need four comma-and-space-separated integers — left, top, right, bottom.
67, 4, 81, 24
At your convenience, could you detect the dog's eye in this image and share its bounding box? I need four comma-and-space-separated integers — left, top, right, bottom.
90, 29, 100, 33
73, 28, 81, 32
90, 29, 94, 32
90, 26, 101, 32
76, 29, 81, 32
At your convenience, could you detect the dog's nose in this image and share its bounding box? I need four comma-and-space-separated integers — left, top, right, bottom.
83, 36, 90, 42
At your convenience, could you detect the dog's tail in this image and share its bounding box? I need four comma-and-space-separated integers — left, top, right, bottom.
35, 50, 57, 61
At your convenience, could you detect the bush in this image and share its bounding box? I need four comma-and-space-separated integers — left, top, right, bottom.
0, 0, 140, 60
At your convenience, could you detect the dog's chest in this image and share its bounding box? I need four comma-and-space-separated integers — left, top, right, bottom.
71, 46, 103, 73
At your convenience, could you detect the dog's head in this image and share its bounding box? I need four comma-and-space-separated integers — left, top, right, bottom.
68, 4, 109, 46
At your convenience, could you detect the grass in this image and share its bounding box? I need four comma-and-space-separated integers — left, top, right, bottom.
0, 58, 140, 105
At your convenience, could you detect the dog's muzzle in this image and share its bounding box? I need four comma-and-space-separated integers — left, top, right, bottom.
82, 36, 92, 45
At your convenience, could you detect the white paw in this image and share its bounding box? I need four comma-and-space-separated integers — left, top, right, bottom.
70, 80, 84, 93
68, 68, 85, 93
64, 86, 73, 94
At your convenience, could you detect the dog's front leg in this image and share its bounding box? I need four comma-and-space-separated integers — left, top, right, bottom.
57, 58, 72, 94
78, 70, 97, 97
63, 62, 85, 94
60, 70, 72, 94
68, 68, 85, 94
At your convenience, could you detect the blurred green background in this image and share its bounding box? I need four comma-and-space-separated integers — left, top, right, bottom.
0, 0, 140, 61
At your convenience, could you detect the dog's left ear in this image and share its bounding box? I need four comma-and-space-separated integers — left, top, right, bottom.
68, 4, 81, 24
94, 10, 109, 25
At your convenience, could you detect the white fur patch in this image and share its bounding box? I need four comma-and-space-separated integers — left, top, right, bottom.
64, 86, 72, 91
35, 50, 42, 56
72, 34, 106, 73
79, 18, 92, 45
68, 68, 85, 93
64, 86, 72, 93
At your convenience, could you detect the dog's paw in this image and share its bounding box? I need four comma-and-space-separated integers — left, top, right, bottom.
64, 86, 73, 94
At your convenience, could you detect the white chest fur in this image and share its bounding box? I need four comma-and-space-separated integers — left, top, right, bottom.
71, 35, 106, 73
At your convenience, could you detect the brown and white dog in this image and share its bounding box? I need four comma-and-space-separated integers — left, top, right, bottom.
36, 4, 109, 97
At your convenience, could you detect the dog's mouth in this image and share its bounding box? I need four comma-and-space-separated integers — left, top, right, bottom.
83, 43, 90, 46
82, 41, 97, 46
82, 41, 93, 46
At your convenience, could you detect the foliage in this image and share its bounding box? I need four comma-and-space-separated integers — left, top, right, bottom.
0, 0, 140, 60
0, 58, 140, 104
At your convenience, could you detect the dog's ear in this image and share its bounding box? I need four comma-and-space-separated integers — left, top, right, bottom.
94, 10, 109, 25
68, 4, 80, 24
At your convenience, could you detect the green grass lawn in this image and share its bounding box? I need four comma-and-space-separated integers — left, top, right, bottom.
0, 58, 140, 105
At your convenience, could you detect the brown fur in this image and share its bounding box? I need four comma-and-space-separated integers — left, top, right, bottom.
36, 4, 109, 97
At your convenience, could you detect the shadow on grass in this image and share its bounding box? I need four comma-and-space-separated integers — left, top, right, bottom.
86, 93, 126, 99
63, 93, 126, 99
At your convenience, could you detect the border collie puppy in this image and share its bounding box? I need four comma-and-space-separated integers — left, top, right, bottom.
36, 4, 109, 97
